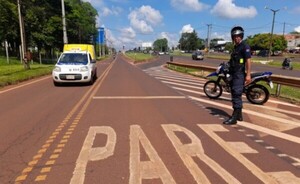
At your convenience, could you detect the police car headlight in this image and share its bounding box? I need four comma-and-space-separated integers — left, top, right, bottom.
80, 66, 89, 72
53, 66, 61, 72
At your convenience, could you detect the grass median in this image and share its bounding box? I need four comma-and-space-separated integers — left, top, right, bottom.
125, 52, 157, 63
0, 56, 54, 88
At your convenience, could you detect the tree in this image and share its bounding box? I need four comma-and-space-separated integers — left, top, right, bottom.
153, 38, 168, 52
0, 0, 98, 62
0, 0, 19, 55
246, 33, 287, 53
178, 31, 203, 52
67, 0, 98, 44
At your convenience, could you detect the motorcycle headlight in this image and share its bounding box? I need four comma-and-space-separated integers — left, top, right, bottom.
53, 66, 61, 72
80, 66, 89, 72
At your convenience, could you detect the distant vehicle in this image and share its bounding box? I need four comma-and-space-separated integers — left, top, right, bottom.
282, 57, 293, 70
52, 44, 97, 86
192, 51, 204, 60
257, 50, 269, 57
158, 51, 164, 55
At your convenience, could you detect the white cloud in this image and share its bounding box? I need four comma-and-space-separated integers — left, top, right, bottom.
295, 26, 300, 33
121, 27, 136, 39
180, 24, 194, 33
171, 0, 209, 12
128, 5, 163, 34
105, 27, 138, 50
101, 6, 122, 17
159, 32, 179, 47
211, 32, 231, 41
211, 0, 257, 19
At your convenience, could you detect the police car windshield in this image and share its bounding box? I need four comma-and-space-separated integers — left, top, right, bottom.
58, 53, 88, 65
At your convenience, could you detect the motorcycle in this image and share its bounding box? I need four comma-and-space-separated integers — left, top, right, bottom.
282, 57, 293, 70
203, 62, 274, 105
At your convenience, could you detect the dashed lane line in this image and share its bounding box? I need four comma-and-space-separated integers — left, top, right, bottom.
15, 61, 115, 183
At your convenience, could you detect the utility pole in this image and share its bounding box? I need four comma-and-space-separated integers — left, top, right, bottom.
282, 22, 286, 36
206, 24, 212, 52
17, 0, 29, 69
61, 0, 68, 44
265, 6, 280, 59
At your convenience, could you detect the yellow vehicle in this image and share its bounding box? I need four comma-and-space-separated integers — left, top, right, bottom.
63, 44, 96, 61
52, 44, 97, 86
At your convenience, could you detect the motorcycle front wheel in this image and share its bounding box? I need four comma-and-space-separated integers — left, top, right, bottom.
246, 84, 269, 105
203, 81, 223, 99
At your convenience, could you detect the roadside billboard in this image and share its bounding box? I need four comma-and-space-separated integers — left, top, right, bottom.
98, 27, 105, 44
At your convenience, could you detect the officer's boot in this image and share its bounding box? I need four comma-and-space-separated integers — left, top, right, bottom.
223, 108, 239, 125
237, 108, 243, 121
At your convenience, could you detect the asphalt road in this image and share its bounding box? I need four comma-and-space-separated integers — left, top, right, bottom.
0, 54, 300, 183
166, 54, 300, 78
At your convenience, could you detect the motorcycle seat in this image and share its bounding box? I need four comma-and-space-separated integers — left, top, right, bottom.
251, 72, 264, 78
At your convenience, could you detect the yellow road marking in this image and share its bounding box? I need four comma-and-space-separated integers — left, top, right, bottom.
45, 160, 55, 166
41, 167, 51, 173
35, 175, 47, 181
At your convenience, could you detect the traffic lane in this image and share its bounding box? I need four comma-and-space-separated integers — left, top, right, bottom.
0, 60, 111, 184
44, 58, 299, 183
0, 78, 89, 183
41, 57, 223, 183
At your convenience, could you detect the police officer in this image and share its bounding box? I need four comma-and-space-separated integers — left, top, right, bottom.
223, 26, 251, 125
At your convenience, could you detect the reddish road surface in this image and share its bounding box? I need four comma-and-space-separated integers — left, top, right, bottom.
0, 54, 300, 184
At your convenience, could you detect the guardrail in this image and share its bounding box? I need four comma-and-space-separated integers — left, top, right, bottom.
166, 61, 300, 96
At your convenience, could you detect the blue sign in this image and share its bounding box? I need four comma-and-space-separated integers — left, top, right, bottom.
98, 27, 105, 44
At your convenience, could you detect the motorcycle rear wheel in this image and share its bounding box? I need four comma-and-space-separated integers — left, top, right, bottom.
246, 84, 269, 105
203, 81, 223, 99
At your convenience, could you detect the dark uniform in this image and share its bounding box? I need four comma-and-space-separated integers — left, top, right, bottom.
229, 41, 251, 109
223, 26, 251, 125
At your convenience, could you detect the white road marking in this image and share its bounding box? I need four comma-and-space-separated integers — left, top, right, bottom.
130, 125, 176, 184
156, 77, 203, 86
93, 96, 186, 99
198, 124, 278, 184
174, 86, 300, 116
238, 121, 300, 144
70, 126, 116, 184
146, 69, 300, 108
162, 80, 201, 90
162, 124, 240, 184
189, 95, 300, 126
0, 76, 51, 94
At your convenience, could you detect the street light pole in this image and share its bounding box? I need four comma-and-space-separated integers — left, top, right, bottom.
17, 0, 29, 69
61, 0, 68, 44
265, 6, 280, 59
206, 24, 212, 52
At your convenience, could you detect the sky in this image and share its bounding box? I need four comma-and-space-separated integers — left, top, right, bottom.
82, 0, 300, 50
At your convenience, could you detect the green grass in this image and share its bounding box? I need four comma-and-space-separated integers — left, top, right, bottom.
0, 56, 54, 88
125, 52, 156, 63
